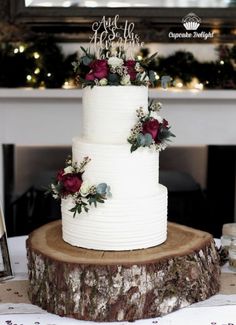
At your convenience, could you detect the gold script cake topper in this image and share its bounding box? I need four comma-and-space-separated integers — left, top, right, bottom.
90, 15, 144, 59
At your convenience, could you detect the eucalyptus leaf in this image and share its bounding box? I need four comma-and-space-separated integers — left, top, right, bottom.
96, 183, 107, 195
149, 70, 156, 83
108, 73, 120, 85
106, 185, 112, 198
137, 133, 146, 146
144, 133, 153, 146
82, 56, 93, 66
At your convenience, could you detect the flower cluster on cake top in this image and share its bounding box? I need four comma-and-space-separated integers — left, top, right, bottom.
128, 100, 175, 152
47, 156, 111, 216
73, 48, 159, 87
72, 15, 160, 87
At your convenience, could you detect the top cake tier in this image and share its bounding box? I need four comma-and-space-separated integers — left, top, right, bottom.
82, 86, 148, 144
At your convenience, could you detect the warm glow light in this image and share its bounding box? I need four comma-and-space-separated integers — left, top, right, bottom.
134, 3, 149, 6
14, 48, 19, 54
107, 1, 131, 7
220, 60, 224, 65
195, 83, 204, 90
137, 55, 143, 61
176, 82, 183, 88
62, 1, 71, 7
33, 52, 40, 59
34, 68, 40, 74
47, 72, 52, 77
155, 74, 160, 80
35, 2, 53, 6
212, 28, 220, 34
26, 75, 32, 81
84, 0, 98, 6
62, 81, 70, 89
19, 45, 25, 53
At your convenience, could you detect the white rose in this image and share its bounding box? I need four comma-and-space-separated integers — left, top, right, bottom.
63, 166, 74, 174
150, 112, 163, 123
120, 74, 131, 85
79, 180, 91, 197
108, 56, 124, 68
99, 78, 108, 86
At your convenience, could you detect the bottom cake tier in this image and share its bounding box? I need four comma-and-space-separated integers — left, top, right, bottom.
61, 185, 167, 251
27, 221, 220, 322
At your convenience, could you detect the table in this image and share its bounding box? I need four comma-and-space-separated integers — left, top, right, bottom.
0, 236, 236, 325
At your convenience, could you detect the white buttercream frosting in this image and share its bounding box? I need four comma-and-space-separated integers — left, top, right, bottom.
62, 185, 167, 251
61, 85, 168, 251
72, 138, 159, 199
82, 86, 148, 144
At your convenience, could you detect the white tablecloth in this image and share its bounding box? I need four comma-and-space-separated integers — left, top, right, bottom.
0, 236, 235, 325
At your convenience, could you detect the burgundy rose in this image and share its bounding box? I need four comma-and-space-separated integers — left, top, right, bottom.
85, 72, 95, 81
62, 174, 82, 193
124, 60, 137, 81
142, 119, 160, 141
85, 59, 108, 80
56, 169, 64, 182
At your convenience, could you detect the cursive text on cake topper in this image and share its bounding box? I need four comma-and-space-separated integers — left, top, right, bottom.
89, 15, 144, 59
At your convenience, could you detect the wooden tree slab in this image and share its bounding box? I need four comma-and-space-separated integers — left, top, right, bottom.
27, 220, 220, 322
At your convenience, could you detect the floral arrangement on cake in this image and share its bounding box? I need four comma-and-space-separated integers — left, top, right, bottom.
72, 47, 159, 87
128, 101, 175, 152
48, 156, 111, 216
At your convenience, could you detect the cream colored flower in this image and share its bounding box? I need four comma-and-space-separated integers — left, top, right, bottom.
79, 180, 91, 197
99, 78, 108, 86
150, 112, 163, 123
120, 74, 131, 85
63, 166, 74, 174
108, 56, 124, 68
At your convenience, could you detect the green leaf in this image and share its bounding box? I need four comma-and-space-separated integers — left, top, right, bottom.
108, 73, 120, 85
137, 133, 146, 146
96, 183, 107, 195
82, 56, 93, 66
144, 133, 153, 146
96, 197, 105, 204
80, 46, 88, 54
131, 143, 139, 153
83, 205, 89, 213
149, 70, 156, 83
88, 197, 96, 205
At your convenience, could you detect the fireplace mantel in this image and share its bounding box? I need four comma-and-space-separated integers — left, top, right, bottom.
1, 88, 236, 100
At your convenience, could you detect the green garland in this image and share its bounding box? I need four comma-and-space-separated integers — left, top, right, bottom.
140, 46, 236, 90
0, 39, 236, 89
0, 37, 77, 88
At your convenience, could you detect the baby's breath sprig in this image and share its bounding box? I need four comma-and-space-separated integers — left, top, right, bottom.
77, 156, 91, 173
128, 100, 175, 153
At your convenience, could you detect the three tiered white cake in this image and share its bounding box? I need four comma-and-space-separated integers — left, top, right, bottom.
61, 86, 168, 250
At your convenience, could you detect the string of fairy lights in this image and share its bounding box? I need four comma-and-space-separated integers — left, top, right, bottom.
17, 44, 55, 87
0, 38, 77, 88
1, 40, 236, 89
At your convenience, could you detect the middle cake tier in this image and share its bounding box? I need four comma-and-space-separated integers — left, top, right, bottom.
73, 137, 160, 199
